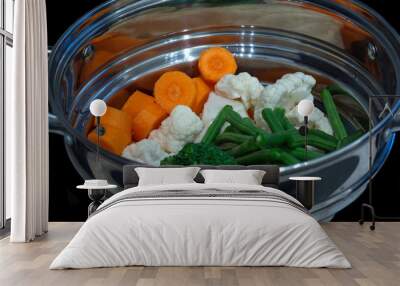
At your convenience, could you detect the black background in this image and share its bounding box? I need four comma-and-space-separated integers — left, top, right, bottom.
47, 0, 400, 222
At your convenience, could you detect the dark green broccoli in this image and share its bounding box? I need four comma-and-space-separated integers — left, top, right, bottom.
161, 143, 237, 166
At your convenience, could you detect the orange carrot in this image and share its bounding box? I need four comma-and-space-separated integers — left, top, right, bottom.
122, 90, 156, 119
88, 126, 131, 155
198, 47, 237, 83
100, 106, 132, 134
122, 90, 167, 140
192, 77, 211, 114
131, 107, 167, 141
154, 71, 196, 113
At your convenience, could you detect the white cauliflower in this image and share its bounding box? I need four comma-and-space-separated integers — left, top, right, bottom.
286, 106, 333, 135
149, 105, 203, 153
201, 92, 248, 126
253, 72, 317, 130
122, 139, 168, 166
215, 72, 264, 109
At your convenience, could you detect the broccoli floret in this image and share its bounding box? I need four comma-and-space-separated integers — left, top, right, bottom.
160, 143, 237, 166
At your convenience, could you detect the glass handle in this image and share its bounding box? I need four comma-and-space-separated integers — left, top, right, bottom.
383, 111, 400, 136
48, 113, 73, 145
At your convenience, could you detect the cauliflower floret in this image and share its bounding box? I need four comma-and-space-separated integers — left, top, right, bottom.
286, 106, 333, 135
149, 105, 203, 154
215, 72, 264, 109
254, 72, 316, 130
122, 139, 168, 166
256, 72, 316, 111
201, 92, 248, 126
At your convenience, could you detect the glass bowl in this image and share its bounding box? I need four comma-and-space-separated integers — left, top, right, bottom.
49, 0, 400, 221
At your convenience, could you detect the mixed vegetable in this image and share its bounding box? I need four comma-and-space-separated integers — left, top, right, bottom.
87, 46, 364, 166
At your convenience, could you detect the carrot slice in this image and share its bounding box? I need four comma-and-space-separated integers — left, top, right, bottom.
122, 90, 167, 140
154, 71, 196, 113
100, 106, 132, 134
122, 90, 156, 119
88, 126, 131, 155
198, 47, 237, 83
192, 77, 211, 114
131, 107, 167, 141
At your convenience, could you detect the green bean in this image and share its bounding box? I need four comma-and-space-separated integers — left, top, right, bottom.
242, 117, 258, 130
321, 88, 348, 140
262, 108, 284, 133
236, 148, 300, 165
306, 134, 337, 151
201, 106, 230, 144
224, 117, 263, 136
226, 139, 260, 157
308, 129, 338, 145
224, 109, 258, 136
275, 108, 296, 131
223, 115, 259, 135
273, 107, 286, 121
337, 129, 364, 148
223, 125, 240, 134
288, 133, 337, 151
217, 142, 238, 151
276, 150, 302, 165
201, 105, 269, 144
256, 130, 295, 148
236, 149, 276, 165
289, 147, 324, 161
215, 132, 252, 144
